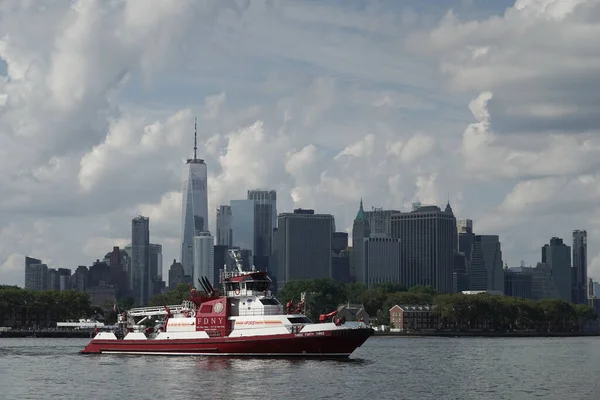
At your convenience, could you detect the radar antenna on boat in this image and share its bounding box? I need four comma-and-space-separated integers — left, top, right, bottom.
228, 248, 244, 273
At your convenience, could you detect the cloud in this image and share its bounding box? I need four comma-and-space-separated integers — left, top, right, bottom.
2, 0, 600, 290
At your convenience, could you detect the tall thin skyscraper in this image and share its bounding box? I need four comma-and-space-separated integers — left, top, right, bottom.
572, 230, 588, 303
352, 199, 370, 283
247, 189, 277, 271
181, 118, 209, 277
132, 216, 150, 306
216, 205, 232, 247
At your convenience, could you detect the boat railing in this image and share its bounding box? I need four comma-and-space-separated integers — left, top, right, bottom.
127, 303, 194, 318
237, 307, 284, 317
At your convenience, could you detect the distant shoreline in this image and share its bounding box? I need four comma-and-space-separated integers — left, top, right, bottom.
0, 330, 93, 338
373, 331, 600, 338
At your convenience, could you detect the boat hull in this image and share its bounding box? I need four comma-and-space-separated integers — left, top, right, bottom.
80, 328, 374, 358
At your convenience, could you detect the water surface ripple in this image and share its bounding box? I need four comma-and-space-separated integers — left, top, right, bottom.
1, 336, 599, 399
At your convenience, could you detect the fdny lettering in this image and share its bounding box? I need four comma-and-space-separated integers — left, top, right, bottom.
202, 317, 224, 325
195, 316, 224, 328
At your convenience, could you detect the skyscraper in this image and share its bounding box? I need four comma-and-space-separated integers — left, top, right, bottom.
469, 235, 504, 293
542, 237, 571, 302
247, 189, 277, 271
131, 216, 150, 306
181, 119, 209, 277
193, 232, 215, 288
572, 230, 588, 303
352, 199, 370, 283
216, 205, 232, 247
390, 203, 458, 293
230, 199, 255, 253
24, 257, 47, 291
274, 209, 335, 291
149, 243, 163, 298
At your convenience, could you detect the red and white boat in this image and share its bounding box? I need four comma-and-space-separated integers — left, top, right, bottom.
81, 251, 373, 358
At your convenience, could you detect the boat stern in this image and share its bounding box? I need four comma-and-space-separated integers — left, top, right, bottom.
80, 332, 118, 354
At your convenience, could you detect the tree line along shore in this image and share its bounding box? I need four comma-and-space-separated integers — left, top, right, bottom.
1, 280, 597, 334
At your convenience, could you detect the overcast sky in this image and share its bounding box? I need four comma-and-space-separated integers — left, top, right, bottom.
1, 0, 599, 287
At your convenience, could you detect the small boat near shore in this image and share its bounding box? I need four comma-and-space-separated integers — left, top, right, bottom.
80, 250, 373, 358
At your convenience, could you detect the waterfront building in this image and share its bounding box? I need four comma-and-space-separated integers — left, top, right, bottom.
542, 237, 571, 302
274, 209, 334, 291
24, 257, 47, 291
167, 259, 187, 290
363, 207, 399, 237
389, 305, 439, 331
216, 205, 232, 247
390, 203, 457, 293
247, 189, 277, 271
504, 267, 533, 299
351, 200, 370, 284
193, 232, 215, 287
572, 230, 588, 304
230, 199, 255, 258
131, 215, 150, 306
363, 235, 401, 288
469, 235, 504, 293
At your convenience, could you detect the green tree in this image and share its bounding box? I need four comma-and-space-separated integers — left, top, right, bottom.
148, 283, 194, 307
276, 279, 347, 321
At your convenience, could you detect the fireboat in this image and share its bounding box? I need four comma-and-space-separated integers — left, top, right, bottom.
80, 249, 374, 358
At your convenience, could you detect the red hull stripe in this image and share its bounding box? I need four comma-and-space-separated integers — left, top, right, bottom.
81, 328, 374, 356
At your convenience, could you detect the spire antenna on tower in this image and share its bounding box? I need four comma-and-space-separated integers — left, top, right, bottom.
193, 116, 198, 161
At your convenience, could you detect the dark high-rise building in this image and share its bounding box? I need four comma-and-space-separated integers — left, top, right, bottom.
333, 232, 349, 254
48, 268, 59, 291
72, 265, 89, 292
88, 260, 110, 288
453, 252, 469, 293
213, 245, 230, 290
24, 257, 47, 291
274, 209, 334, 291
131, 215, 150, 306
216, 205, 233, 247
332, 232, 350, 283
363, 236, 401, 288
107, 246, 130, 298
149, 243, 163, 298
364, 208, 400, 237
351, 200, 370, 284
504, 267, 533, 299
168, 259, 187, 290
390, 203, 457, 293
572, 230, 588, 304
58, 268, 71, 291
469, 235, 504, 293
542, 237, 571, 302
248, 189, 277, 272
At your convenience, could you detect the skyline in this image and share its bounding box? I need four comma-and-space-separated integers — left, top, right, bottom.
1, 0, 600, 286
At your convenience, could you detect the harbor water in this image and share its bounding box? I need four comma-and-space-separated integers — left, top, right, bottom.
1, 336, 599, 399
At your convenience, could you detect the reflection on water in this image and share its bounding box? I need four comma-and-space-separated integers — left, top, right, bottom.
1, 337, 600, 400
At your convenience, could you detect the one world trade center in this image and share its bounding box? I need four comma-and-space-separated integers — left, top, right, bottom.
181, 119, 209, 277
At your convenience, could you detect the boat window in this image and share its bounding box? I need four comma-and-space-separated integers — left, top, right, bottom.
245, 281, 270, 292
259, 298, 280, 305
287, 317, 312, 324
